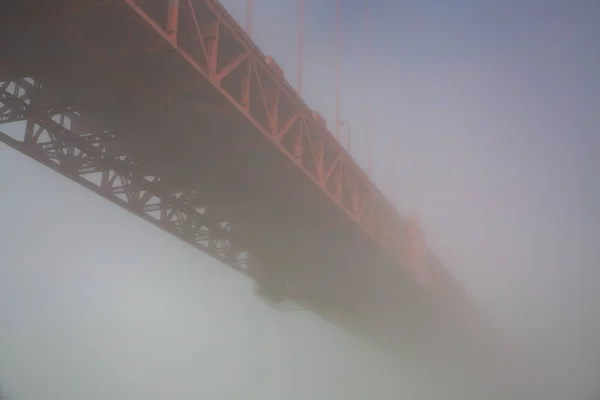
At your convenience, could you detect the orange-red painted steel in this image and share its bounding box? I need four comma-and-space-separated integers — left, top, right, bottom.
0, 0, 473, 341
0, 1, 512, 387
127, 0, 435, 285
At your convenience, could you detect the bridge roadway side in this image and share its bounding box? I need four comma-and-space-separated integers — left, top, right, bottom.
0, 0, 480, 359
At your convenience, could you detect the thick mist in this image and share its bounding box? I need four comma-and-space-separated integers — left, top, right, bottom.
218, 0, 600, 396
1, 0, 599, 399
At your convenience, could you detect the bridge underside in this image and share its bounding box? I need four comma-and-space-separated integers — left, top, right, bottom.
0, 0, 467, 362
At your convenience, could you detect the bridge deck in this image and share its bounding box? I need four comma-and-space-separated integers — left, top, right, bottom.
0, 0, 470, 351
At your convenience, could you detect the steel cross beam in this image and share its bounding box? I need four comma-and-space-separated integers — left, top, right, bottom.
113, 0, 428, 285
0, 0, 468, 310
0, 1, 504, 386
0, 78, 249, 274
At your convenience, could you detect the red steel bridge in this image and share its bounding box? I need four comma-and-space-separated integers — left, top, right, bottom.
0, 0, 493, 367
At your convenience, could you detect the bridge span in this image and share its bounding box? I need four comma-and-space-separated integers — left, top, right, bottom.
0, 0, 489, 363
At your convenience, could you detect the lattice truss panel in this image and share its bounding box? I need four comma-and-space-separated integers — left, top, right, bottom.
0, 0, 503, 380
117, 0, 418, 279
0, 0, 460, 303
123, 0, 442, 304
0, 78, 249, 273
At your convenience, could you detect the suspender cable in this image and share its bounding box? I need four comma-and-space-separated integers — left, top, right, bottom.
335, 0, 342, 142
365, 0, 373, 176
245, 0, 252, 36
297, 0, 304, 96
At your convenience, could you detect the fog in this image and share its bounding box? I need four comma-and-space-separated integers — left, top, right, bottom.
1, 0, 599, 399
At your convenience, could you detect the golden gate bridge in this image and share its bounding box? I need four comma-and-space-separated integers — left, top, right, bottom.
0, 0, 501, 378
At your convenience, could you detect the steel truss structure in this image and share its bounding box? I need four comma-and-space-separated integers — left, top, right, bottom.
0, 78, 248, 272
0, 0, 480, 349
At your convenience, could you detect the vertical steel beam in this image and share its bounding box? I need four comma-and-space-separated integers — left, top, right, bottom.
204, 20, 219, 76
166, 0, 180, 44
240, 63, 251, 110
315, 139, 324, 183
293, 126, 303, 165
334, 168, 342, 200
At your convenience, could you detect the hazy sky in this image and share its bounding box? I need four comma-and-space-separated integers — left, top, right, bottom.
1, 0, 599, 399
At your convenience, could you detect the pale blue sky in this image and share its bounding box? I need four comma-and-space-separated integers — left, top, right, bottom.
1, 0, 599, 399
